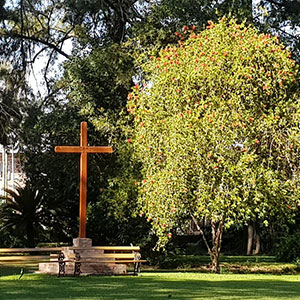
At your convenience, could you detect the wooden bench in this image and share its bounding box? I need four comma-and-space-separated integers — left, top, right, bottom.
0, 247, 63, 258
0, 246, 145, 277
0, 247, 63, 271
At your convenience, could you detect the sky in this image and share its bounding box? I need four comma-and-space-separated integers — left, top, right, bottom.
27, 39, 72, 97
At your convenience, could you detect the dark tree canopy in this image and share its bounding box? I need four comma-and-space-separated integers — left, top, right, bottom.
255, 0, 300, 60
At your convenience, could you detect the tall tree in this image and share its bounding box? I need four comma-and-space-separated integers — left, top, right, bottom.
128, 18, 300, 272
11, 1, 147, 244
58, 44, 149, 245
0, 0, 142, 90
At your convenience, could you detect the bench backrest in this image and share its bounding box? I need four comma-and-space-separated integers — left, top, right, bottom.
69, 246, 140, 251
0, 248, 63, 253
0, 246, 142, 264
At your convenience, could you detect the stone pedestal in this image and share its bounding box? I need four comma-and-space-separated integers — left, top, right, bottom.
73, 238, 92, 248
39, 238, 127, 276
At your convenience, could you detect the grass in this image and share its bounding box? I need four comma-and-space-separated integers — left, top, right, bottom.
157, 255, 298, 274
1, 271, 300, 299
1, 256, 300, 299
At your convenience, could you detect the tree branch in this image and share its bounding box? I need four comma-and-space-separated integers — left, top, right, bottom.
265, 0, 300, 14
2, 31, 71, 60
191, 214, 212, 255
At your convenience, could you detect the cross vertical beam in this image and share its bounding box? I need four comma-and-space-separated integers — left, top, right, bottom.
55, 122, 113, 239
79, 122, 88, 238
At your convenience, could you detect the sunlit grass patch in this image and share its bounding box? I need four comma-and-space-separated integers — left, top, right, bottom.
1, 271, 300, 300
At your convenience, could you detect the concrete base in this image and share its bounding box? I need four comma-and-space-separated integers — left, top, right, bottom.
38, 238, 128, 276
39, 262, 127, 276
73, 238, 92, 248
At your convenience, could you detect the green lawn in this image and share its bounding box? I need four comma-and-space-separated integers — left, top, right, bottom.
157, 255, 297, 274
1, 271, 300, 300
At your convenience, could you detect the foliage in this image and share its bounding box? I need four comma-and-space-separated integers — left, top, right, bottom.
10, 10, 147, 245
132, 0, 254, 58
0, 0, 299, 97
146, 0, 253, 30
275, 229, 300, 262
1, 0, 299, 88
128, 18, 300, 272
20, 101, 108, 242
156, 255, 293, 272
86, 141, 151, 246
57, 43, 151, 244
256, 0, 300, 61
19, 92, 150, 245
2, 0, 300, 254
0, 182, 57, 247
141, 0, 300, 62
60, 43, 134, 133
62, 0, 142, 44
0, 0, 72, 89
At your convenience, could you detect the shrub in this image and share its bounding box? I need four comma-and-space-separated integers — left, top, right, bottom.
275, 230, 300, 262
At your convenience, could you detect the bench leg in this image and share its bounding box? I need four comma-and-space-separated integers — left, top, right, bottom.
58, 252, 65, 277
74, 262, 81, 277
73, 252, 81, 277
133, 251, 142, 275
134, 262, 141, 276
58, 261, 65, 277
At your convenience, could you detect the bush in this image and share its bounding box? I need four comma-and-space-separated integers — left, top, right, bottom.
275, 230, 300, 262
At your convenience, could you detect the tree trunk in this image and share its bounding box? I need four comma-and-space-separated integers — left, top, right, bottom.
209, 220, 224, 273
247, 222, 254, 255
247, 221, 261, 255
253, 231, 261, 255
191, 215, 224, 273
210, 252, 220, 273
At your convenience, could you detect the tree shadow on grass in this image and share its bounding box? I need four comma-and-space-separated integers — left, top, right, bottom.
0, 265, 30, 277
1, 273, 300, 300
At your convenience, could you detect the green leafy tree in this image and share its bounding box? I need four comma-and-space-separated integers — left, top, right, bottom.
19, 102, 85, 242
60, 43, 134, 131
128, 18, 300, 273
20, 100, 123, 243
14, 11, 147, 245
59, 44, 150, 245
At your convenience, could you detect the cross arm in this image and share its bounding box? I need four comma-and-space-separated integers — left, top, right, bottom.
55, 146, 114, 153
55, 146, 83, 153
86, 146, 113, 153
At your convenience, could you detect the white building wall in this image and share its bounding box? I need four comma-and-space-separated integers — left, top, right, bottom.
0, 145, 24, 198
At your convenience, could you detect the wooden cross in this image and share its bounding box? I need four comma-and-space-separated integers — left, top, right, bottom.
55, 122, 113, 239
